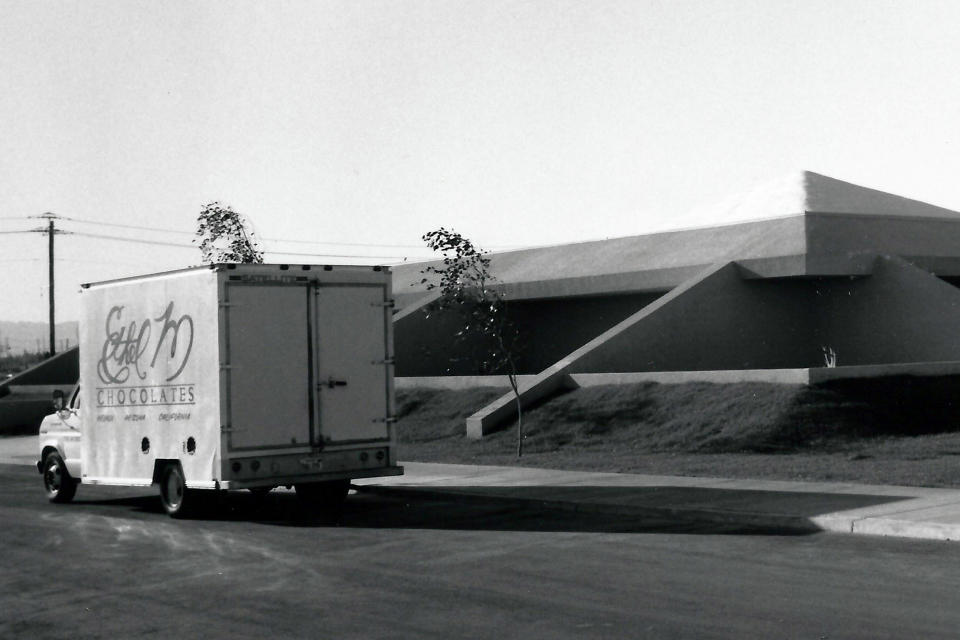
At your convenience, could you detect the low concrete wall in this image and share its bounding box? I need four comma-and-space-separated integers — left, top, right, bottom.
400, 360, 960, 392
570, 369, 811, 385
808, 360, 960, 383
396, 376, 522, 390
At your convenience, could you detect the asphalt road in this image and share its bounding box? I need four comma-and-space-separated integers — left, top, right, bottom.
2, 463, 960, 639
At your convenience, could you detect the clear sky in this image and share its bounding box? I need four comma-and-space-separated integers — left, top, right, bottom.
3, 0, 960, 322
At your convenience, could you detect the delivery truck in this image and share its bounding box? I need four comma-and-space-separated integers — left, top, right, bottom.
37, 263, 402, 517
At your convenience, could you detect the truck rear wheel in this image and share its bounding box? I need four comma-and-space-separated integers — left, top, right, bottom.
42, 452, 77, 503
295, 479, 350, 512
158, 464, 196, 518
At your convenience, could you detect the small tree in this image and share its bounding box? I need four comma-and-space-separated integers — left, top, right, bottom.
195, 202, 264, 264
421, 228, 526, 456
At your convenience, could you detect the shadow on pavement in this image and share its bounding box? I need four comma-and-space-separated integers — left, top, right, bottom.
389, 484, 913, 517
70, 483, 912, 536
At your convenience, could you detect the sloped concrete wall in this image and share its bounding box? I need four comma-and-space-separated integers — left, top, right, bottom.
394, 292, 662, 376
566, 264, 818, 373
814, 256, 960, 366
0, 347, 79, 391
465, 257, 960, 437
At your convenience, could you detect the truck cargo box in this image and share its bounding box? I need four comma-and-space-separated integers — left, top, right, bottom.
38, 263, 402, 515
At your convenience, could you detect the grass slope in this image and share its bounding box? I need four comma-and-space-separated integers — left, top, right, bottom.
396, 376, 960, 487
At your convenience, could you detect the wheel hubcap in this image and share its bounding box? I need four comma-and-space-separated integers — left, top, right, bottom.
45, 463, 61, 492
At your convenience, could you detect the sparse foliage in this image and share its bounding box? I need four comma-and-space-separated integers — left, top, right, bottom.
822, 346, 837, 368
195, 202, 263, 264
421, 228, 526, 456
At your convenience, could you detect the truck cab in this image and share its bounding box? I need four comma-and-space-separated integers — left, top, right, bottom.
37, 386, 82, 502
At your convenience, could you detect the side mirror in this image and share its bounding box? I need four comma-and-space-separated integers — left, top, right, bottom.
52, 390, 64, 411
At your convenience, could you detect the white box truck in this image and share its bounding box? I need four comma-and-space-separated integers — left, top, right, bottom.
37, 263, 402, 517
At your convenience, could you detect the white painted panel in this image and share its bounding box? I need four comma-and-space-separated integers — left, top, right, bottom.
227, 284, 311, 450
316, 286, 389, 443
80, 269, 220, 484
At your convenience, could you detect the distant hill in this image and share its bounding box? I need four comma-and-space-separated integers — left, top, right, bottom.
0, 321, 78, 356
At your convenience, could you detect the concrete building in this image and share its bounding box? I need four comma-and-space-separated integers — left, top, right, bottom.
0, 348, 77, 435
391, 171, 960, 435
6, 171, 960, 437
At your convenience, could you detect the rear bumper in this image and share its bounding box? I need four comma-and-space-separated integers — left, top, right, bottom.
219, 465, 404, 490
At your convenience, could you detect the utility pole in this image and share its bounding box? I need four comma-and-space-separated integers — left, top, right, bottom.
32, 212, 63, 356
47, 215, 55, 355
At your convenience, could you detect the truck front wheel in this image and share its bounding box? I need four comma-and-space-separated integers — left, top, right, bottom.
42, 452, 77, 503
158, 464, 195, 518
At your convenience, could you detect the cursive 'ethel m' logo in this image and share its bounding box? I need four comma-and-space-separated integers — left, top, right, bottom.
97, 302, 194, 385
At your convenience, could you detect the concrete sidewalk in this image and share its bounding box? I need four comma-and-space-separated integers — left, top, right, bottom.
354, 462, 960, 541
6, 434, 960, 540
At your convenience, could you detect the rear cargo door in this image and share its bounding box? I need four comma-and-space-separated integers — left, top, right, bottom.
226, 283, 313, 451
314, 284, 390, 445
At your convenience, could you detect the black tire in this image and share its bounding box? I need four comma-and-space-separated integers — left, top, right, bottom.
295, 479, 350, 511
247, 486, 273, 507
158, 464, 195, 518
42, 451, 77, 503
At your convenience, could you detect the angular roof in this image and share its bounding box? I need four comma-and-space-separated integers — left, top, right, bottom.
393, 172, 960, 306
687, 171, 960, 223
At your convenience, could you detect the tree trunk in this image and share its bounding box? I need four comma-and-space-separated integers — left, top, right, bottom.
509, 373, 523, 457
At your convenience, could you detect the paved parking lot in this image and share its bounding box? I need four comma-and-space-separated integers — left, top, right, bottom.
3, 460, 960, 639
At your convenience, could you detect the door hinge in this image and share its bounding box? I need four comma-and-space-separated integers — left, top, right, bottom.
372, 416, 398, 424
372, 357, 395, 365
372, 299, 395, 308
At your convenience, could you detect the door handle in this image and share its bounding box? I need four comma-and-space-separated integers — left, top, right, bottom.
325, 377, 348, 389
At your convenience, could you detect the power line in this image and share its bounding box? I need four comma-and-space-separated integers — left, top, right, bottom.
62, 216, 434, 250
63, 229, 419, 260
56, 257, 154, 267
260, 236, 434, 250
60, 215, 194, 236
52, 213, 524, 251
68, 230, 197, 249
64, 218, 431, 250
262, 249, 418, 261
14, 212, 526, 259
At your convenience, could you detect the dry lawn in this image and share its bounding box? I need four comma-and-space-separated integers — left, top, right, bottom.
395, 377, 960, 487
